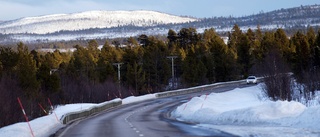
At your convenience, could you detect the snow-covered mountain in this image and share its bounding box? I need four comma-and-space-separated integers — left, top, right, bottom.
0, 10, 197, 34
1, 5, 320, 44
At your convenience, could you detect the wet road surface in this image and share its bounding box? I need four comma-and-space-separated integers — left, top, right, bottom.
55, 84, 249, 137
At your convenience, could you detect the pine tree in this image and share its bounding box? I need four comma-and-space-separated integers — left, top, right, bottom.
202, 29, 216, 82
227, 24, 242, 56
260, 31, 276, 57
37, 63, 60, 94
122, 45, 144, 88
178, 28, 200, 49
96, 41, 120, 82
167, 29, 178, 49
291, 31, 311, 77
182, 45, 207, 86
68, 44, 98, 81
254, 25, 263, 61
127, 37, 139, 47
313, 30, 320, 68
16, 42, 40, 99
87, 40, 100, 64
142, 36, 170, 92
237, 34, 252, 77
274, 29, 292, 61
126, 61, 145, 94
0, 47, 19, 76
307, 27, 318, 67
307, 27, 316, 47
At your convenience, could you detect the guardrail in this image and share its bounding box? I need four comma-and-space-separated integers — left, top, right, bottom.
155, 79, 246, 98
61, 99, 122, 124
60, 79, 253, 124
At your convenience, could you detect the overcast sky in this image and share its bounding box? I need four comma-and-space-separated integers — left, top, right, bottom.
0, 0, 319, 21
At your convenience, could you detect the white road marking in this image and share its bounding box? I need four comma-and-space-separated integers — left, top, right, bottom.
124, 105, 154, 137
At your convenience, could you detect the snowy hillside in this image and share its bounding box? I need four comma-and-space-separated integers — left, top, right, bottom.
0, 10, 197, 34
1, 5, 320, 43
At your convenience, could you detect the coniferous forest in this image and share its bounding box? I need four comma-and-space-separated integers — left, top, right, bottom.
1, 25, 320, 127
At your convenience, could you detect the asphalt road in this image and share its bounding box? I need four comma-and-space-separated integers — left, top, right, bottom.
55, 83, 251, 137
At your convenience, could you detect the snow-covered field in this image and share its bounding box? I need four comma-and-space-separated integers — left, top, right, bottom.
1, 84, 320, 137
171, 84, 320, 137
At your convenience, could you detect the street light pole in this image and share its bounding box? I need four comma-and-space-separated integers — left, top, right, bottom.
167, 56, 177, 89
113, 63, 123, 98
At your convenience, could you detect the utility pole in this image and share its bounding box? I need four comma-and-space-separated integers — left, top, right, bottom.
167, 56, 177, 89
113, 63, 123, 98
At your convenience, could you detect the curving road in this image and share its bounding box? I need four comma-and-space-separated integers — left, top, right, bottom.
55, 84, 249, 137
